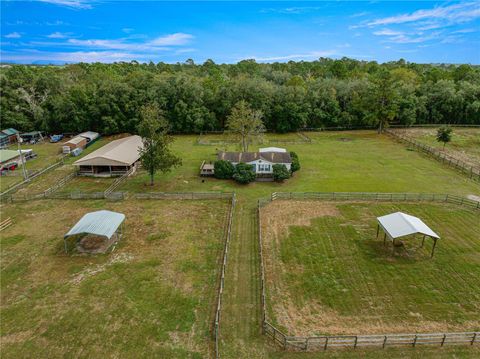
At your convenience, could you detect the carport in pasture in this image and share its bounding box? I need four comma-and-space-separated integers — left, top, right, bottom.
376, 211, 440, 257
64, 210, 125, 254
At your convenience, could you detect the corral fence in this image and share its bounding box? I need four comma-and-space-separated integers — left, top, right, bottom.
0, 157, 66, 199
0, 217, 13, 231
195, 131, 312, 146
134, 192, 234, 200
257, 192, 479, 352
104, 166, 134, 197
385, 129, 480, 181
213, 193, 236, 359
5, 191, 126, 203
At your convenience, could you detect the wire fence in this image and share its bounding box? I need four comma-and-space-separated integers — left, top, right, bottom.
385, 129, 480, 181
213, 193, 236, 359
257, 192, 480, 351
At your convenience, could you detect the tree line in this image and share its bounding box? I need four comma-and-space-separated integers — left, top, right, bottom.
1, 57, 479, 135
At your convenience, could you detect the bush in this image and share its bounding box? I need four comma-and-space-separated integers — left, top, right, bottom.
272, 164, 290, 182
290, 151, 300, 172
233, 163, 256, 184
214, 160, 235, 179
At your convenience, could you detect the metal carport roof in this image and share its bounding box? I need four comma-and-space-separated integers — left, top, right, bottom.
377, 212, 440, 240
64, 210, 125, 240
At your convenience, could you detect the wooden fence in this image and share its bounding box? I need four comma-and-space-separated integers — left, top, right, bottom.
257, 192, 480, 351
0, 217, 13, 232
213, 193, 236, 359
104, 166, 134, 197
6, 191, 125, 202
385, 129, 480, 181
134, 192, 234, 200
43, 171, 76, 197
0, 157, 66, 199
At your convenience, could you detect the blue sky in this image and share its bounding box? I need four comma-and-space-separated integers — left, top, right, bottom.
1, 1, 479, 64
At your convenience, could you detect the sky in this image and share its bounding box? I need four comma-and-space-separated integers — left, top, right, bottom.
1, 1, 479, 64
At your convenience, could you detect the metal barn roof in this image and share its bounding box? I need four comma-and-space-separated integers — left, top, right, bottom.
2, 128, 19, 136
377, 212, 440, 239
64, 210, 125, 239
259, 147, 287, 153
0, 149, 21, 163
79, 131, 100, 141
73, 135, 143, 167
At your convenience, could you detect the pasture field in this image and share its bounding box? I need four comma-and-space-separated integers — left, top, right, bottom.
260, 200, 480, 336
121, 131, 480, 198
0, 198, 230, 358
398, 127, 480, 169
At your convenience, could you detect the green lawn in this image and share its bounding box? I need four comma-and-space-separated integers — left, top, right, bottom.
121, 131, 480, 199
398, 128, 480, 169
1, 198, 229, 358
261, 200, 480, 336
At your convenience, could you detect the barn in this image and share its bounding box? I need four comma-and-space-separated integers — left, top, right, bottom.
62, 136, 88, 154
73, 135, 143, 177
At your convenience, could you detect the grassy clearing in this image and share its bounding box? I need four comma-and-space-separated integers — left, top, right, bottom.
1, 198, 229, 358
121, 131, 479, 199
398, 128, 480, 169
261, 200, 480, 336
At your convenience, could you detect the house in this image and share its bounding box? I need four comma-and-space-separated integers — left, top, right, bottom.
62, 136, 88, 154
1, 128, 19, 146
73, 135, 143, 177
217, 150, 292, 175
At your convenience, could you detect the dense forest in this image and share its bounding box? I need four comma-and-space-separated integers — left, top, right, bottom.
1, 57, 479, 135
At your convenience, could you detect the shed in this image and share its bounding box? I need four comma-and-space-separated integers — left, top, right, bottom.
0, 133, 9, 148
0, 149, 22, 166
200, 161, 214, 176
64, 210, 125, 253
78, 131, 100, 146
376, 212, 440, 257
1, 128, 19, 145
20, 131, 44, 143
63, 136, 87, 153
74, 135, 143, 177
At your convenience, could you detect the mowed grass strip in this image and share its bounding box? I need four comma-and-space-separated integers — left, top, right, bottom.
261, 200, 480, 336
0, 198, 229, 358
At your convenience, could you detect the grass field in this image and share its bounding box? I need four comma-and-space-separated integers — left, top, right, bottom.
398, 128, 480, 169
260, 200, 480, 336
1, 198, 230, 358
120, 131, 480, 198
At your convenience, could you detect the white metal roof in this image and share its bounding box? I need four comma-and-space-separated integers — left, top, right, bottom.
74, 135, 143, 167
377, 212, 440, 239
64, 210, 125, 239
65, 136, 86, 145
259, 147, 287, 153
79, 131, 100, 141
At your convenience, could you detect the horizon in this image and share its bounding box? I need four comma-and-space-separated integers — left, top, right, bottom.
1, 1, 479, 65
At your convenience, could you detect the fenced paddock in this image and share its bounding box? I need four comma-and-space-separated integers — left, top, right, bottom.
1, 193, 235, 358
385, 129, 480, 181
258, 192, 480, 352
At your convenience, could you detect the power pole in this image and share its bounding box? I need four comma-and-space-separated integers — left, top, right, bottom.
16, 133, 28, 181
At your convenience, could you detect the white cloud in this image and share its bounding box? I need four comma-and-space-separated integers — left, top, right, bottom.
5, 32, 21, 39
47, 32, 70, 39
366, 2, 480, 27
250, 50, 337, 62
39, 0, 93, 9
122, 28, 134, 34
149, 33, 194, 46
373, 29, 404, 36
260, 6, 323, 15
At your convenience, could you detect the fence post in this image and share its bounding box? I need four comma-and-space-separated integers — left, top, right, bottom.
324, 337, 329, 351
383, 335, 387, 348
441, 334, 447, 346
472, 332, 477, 345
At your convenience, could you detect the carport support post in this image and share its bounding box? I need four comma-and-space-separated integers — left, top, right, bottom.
63, 238, 67, 253
376, 224, 379, 238
421, 235, 426, 248
383, 232, 386, 246
431, 238, 437, 258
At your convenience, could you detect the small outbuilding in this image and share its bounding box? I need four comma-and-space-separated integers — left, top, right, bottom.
78, 131, 100, 146
0, 149, 23, 167
62, 136, 88, 154
1, 128, 19, 146
20, 131, 44, 144
200, 161, 215, 176
376, 212, 440, 257
64, 210, 125, 253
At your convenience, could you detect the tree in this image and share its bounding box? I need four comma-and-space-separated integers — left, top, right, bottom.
369, 69, 398, 133
137, 103, 181, 186
290, 151, 300, 173
214, 160, 235, 179
272, 164, 290, 182
436, 126, 453, 150
226, 100, 265, 152
232, 163, 256, 184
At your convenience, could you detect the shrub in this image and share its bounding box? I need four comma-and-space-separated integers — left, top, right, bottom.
272, 164, 290, 182
233, 163, 256, 184
290, 151, 300, 172
214, 160, 235, 179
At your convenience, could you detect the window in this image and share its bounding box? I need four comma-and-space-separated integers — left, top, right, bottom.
258, 164, 271, 172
